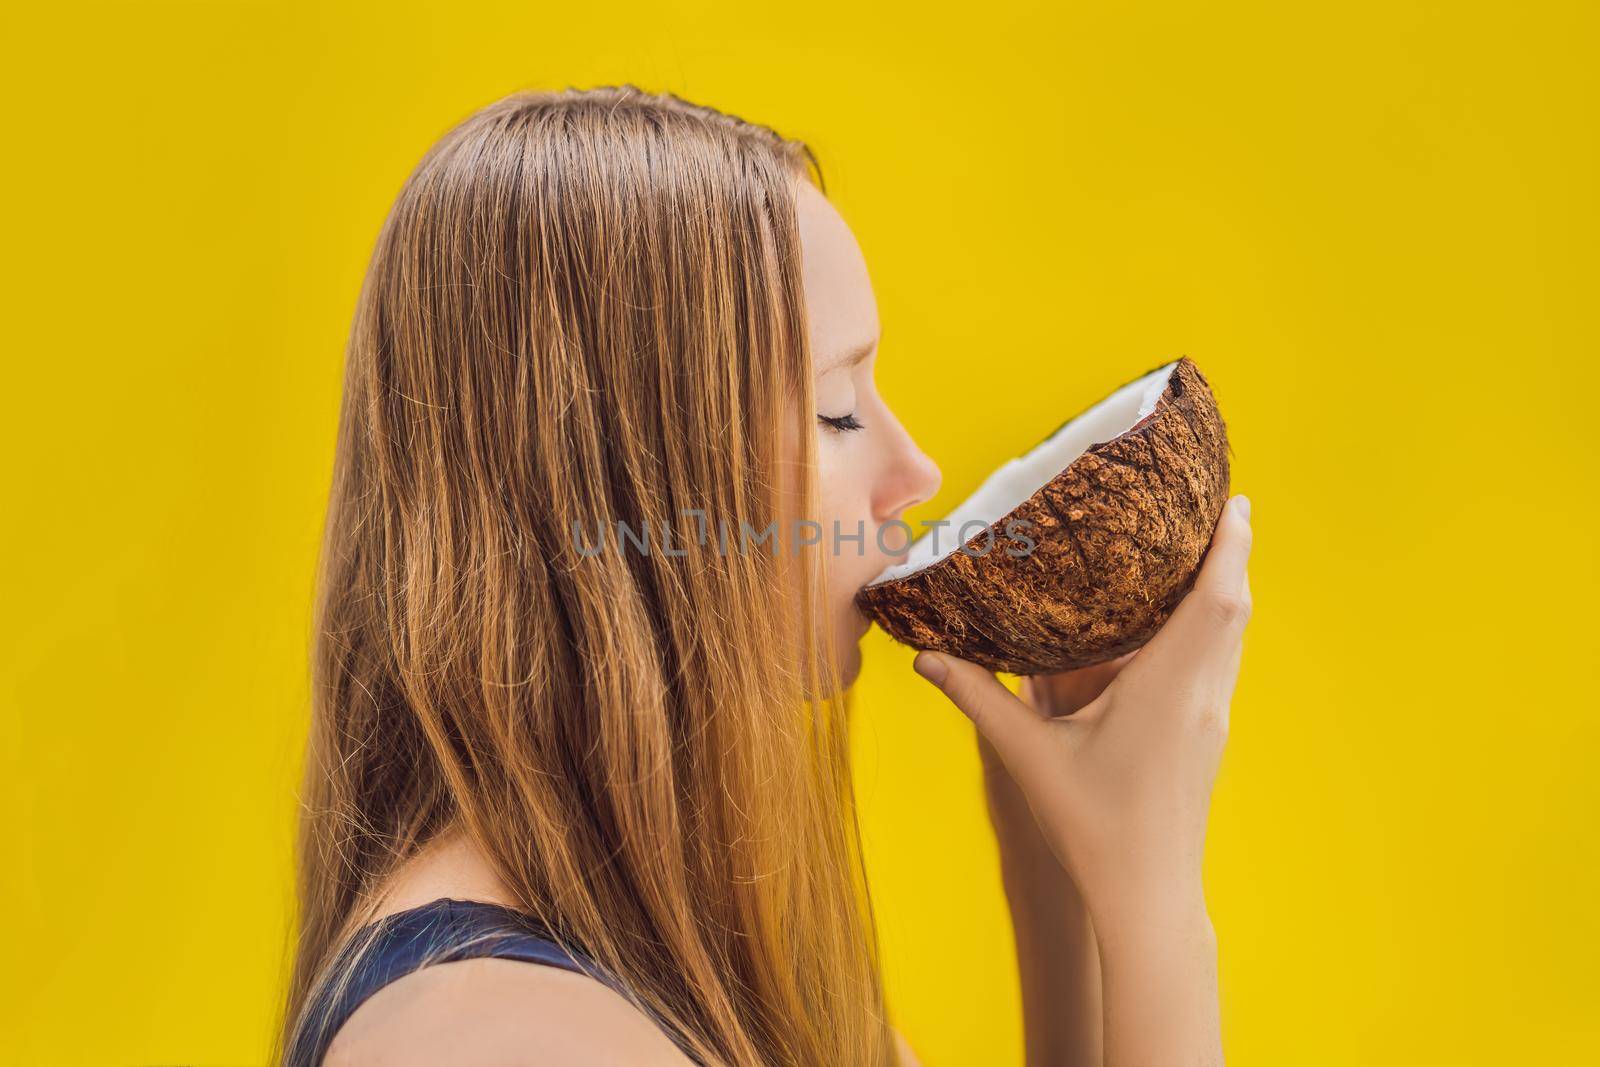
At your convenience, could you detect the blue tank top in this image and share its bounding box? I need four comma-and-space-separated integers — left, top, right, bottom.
284, 897, 675, 1067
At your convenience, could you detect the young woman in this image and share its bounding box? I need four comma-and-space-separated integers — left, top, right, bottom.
277, 85, 1253, 1067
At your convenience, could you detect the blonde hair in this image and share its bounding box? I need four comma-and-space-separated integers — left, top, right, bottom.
276, 85, 894, 1065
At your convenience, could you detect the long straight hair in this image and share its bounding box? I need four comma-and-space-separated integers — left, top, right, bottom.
274, 86, 894, 1065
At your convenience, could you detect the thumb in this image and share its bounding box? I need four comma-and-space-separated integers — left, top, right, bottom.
913, 652, 1047, 767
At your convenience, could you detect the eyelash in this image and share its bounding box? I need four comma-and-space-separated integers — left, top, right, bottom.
817, 412, 864, 434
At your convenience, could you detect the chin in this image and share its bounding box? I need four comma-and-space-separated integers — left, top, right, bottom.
835, 639, 864, 692
803, 638, 864, 700
839, 648, 863, 691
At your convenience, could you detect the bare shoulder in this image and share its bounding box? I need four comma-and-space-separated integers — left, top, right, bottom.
894, 1027, 924, 1067
323, 956, 694, 1067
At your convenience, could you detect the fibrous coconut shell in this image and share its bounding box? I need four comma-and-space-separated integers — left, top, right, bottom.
855, 356, 1231, 675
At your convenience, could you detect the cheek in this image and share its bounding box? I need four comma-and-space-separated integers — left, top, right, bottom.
814, 440, 876, 533
812, 436, 897, 613
813, 441, 848, 521
823, 541, 878, 659
816, 467, 875, 586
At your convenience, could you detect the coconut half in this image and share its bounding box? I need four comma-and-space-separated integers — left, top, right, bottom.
855, 356, 1231, 675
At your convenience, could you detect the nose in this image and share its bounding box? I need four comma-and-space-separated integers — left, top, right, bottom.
878, 435, 942, 525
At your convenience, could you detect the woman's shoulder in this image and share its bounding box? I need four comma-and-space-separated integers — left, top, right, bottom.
323, 953, 695, 1066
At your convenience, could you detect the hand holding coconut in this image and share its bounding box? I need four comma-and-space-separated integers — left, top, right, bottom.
913, 493, 1252, 1067
914, 492, 1251, 921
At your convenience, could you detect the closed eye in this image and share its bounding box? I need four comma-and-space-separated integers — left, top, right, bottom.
818, 412, 864, 433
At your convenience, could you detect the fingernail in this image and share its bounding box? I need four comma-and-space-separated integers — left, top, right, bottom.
913, 652, 948, 685
1233, 495, 1251, 521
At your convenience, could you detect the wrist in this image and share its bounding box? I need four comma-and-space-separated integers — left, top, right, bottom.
993, 824, 1065, 876
1094, 894, 1222, 1067
1000, 859, 1090, 924
1085, 879, 1213, 945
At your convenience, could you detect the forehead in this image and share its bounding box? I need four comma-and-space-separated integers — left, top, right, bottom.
794, 181, 880, 367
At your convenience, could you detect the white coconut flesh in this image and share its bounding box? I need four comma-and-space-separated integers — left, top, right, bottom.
868, 361, 1179, 586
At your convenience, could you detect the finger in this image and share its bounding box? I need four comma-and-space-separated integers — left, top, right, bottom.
1126, 495, 1253, 692
1193, 494, 1253, 600
914, 651, 1048, 769
1029, 651, 1134, 717
1215, 570, 1253, 720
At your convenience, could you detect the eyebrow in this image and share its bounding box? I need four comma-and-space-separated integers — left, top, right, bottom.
828, 332, 880, 372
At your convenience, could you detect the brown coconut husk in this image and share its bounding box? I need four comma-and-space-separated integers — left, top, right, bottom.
855, 356, 1231, 675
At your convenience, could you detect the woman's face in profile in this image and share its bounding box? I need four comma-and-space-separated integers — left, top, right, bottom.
795, 180, 942, 690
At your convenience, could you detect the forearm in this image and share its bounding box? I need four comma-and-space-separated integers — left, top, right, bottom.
1091, 893, 1221, 1067
999, 844, 1104, 1067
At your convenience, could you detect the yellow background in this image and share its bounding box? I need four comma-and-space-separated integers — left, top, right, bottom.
4, 2, 1596, 1064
